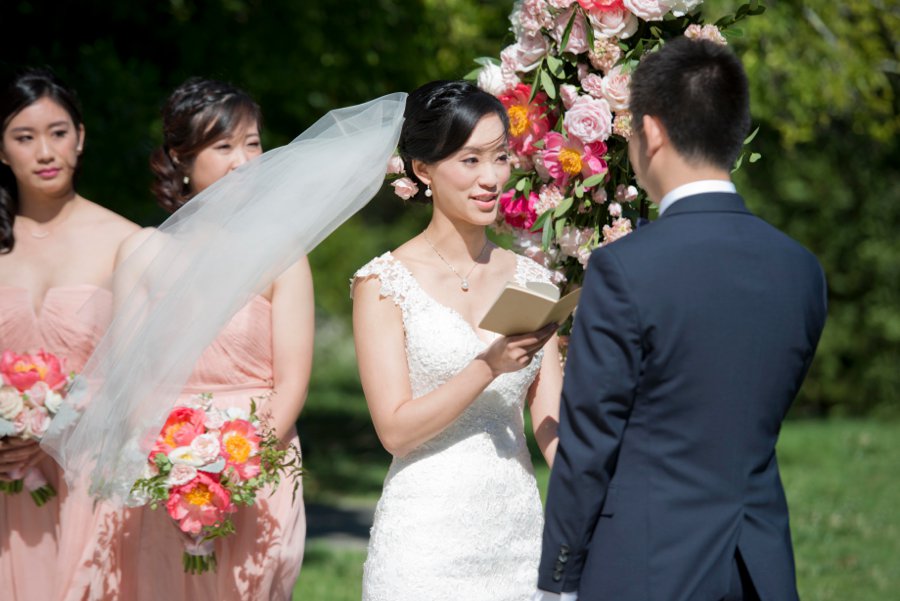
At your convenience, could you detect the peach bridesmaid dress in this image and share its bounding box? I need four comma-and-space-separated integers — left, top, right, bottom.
0, 285, 112, 601
122, 295, 306, 601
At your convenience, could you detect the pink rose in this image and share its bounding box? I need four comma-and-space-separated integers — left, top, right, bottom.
0, 350, 67, 393
588, 8, 637, 40
166, 463, 198, 487
554, 9, 590, 55
499, 190, 540, 231
547, 0, 578, 8
558, 226, 596, 267
542, 131, 608, 187
579, 0, 625, 11
559, 84, 580, 110
190, 433, 222, 465
25, 381, 49, 407
593, 186, 609, 204
391, 177, 419, 200
580, 73, 606, 100
386, 155, 405, 175
564, 96, 613, 144
623, 0, 674, 21
507, 33, 549, 73
589, 38, 623, 73
600, 65, 631, 111
19, 406, 51, 440
166, 472, 235, 535
615, 183, 639, 203
609, 201, 623, 217
517, 0, 555, 35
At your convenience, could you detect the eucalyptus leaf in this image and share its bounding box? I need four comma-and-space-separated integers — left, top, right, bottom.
582, 173, 606, 188
554, 196, 574, 218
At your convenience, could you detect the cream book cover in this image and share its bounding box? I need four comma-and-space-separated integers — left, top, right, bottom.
478, 281, 582, 336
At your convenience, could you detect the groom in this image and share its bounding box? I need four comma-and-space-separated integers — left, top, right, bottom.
535, 38, 827, 601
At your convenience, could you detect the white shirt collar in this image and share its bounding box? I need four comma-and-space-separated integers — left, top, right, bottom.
658, 180, 737, 216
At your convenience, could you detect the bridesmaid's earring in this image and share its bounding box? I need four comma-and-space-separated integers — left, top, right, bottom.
424, 185, 432, 198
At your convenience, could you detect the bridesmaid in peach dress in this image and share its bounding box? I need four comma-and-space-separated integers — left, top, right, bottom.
116, 78, 311, 601
0, 68, 139, 600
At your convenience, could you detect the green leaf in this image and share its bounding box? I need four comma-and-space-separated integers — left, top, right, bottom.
463, 67, 481, 81
542, 219, 554, 249
582, 173, 606, 188
474, 56, 500, 67
749, 152, 762, 163
530, 210, 553, 233
555, 217, 567, 240
554, 196, 574, 218
515, 178, 527, 191
744, 125, 760, 145
559, 9, 577, 54
545, 55, 565, 78
540, 70, 557, 100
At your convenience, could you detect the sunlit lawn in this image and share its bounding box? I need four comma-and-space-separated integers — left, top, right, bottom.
294, 330, 899, 600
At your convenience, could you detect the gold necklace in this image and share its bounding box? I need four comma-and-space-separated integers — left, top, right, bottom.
423, 232, 490, 292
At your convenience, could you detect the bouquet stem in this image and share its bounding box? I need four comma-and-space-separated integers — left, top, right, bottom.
183, 537, 217, 574
0, 478, 23, 494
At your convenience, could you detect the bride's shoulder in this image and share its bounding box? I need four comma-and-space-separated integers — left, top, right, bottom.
350, 250, 413, 303
511, 250, 558, 285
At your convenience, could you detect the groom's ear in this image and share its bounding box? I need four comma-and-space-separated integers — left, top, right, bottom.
641, 115, 666, 160
411, 159, 431, 187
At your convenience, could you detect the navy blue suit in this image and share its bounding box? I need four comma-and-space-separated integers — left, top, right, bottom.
538, 193, 827, 600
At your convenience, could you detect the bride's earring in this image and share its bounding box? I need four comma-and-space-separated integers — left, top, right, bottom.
183, 175, 190, 186
424, 184, 432, 198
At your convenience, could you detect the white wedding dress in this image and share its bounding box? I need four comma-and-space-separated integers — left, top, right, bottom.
354, 251, 551, 601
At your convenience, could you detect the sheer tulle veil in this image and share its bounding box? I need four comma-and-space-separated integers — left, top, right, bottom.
42, 93, 407, 501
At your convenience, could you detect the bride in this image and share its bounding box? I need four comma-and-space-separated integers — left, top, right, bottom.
352, 80, 563, 600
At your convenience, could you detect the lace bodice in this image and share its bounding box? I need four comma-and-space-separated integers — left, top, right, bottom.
353, 251, 555, 601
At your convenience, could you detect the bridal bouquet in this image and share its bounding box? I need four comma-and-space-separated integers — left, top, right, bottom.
471, 0, 765, 296
129, 393, 302, 574
0, 350, 71, 506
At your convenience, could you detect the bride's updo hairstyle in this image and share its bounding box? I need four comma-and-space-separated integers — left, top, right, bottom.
0, 68, 83, 253
398, 80, 509, 204
151, 77, 261, 213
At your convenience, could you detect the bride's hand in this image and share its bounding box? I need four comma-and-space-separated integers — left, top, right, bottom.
478, 323, 558, 378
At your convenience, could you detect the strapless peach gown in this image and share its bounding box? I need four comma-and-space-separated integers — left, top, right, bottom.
120, 296, 306, 600
0, 285, 112, 601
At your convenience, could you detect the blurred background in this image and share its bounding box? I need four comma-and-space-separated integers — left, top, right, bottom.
2, 1, 897, 599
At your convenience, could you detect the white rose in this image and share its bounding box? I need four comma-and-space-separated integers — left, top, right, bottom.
623, 0, 675, 22
204, 409, 226, 431
43, 390, 63, 415
609, 202, 623, 217
225, 406, 250, 422
190, 433, 222, 464
477, 63, 506, 96
166, 463, 198, 487
168, 446, 206, 467
670, 0, 703, 17
600, 65, 631, 111
0, 386, 24, 420
589, 8, 638, 40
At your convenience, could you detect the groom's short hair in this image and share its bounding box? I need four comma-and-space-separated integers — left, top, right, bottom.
629, 37, 751, 171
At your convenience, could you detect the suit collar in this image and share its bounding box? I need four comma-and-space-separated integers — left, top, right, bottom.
659, 192, 750, 218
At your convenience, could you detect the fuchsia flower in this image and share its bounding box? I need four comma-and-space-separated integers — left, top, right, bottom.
578, 0, 625, 11
0, 350, 67, 393
499, 190, 540, 231
220, 419, 262, 481
541, 132, 608, 187
499, 84, 552, 157
166, 472, 235, 535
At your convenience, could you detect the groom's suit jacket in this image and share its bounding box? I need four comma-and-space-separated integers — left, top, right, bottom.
538, 193, 827, 600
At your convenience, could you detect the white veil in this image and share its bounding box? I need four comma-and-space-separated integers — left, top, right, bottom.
42, 93, 407, 501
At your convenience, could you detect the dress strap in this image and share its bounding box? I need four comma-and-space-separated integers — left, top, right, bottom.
514, 253, 559, 287
350, 252, 416, 309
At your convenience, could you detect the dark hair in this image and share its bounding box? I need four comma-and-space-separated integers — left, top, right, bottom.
629, 37, 750, 171
0, 67, 83, 254
398, 80, 509, 203
151, 77, 262, 213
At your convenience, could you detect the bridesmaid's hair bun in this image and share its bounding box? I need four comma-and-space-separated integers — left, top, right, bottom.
151, 77, 261, 214
0, 67, 83, 254
398, 80, 509, 204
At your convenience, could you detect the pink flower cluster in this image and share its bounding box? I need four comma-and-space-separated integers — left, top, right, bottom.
0, 350, 68, 440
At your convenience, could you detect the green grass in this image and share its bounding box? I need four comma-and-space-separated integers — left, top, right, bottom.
293, 542, 365, 601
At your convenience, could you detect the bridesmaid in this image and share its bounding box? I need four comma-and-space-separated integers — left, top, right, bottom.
120, 77, 311, 601
0, 68, 139, 600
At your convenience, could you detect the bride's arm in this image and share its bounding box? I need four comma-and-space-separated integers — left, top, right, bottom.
267, 257, 315, 442
353, 276, 555, 458
527, 335, 563, 468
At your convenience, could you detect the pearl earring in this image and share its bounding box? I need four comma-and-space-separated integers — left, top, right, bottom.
424, 185, 433, 198
183, 175, 190, 185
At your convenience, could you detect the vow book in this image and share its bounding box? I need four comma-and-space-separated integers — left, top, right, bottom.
478, 281, 582, 336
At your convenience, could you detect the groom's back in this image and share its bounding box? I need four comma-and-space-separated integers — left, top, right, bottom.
591, 192, 827, 600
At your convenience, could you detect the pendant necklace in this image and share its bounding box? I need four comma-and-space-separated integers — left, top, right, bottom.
423, 232, 490, 292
